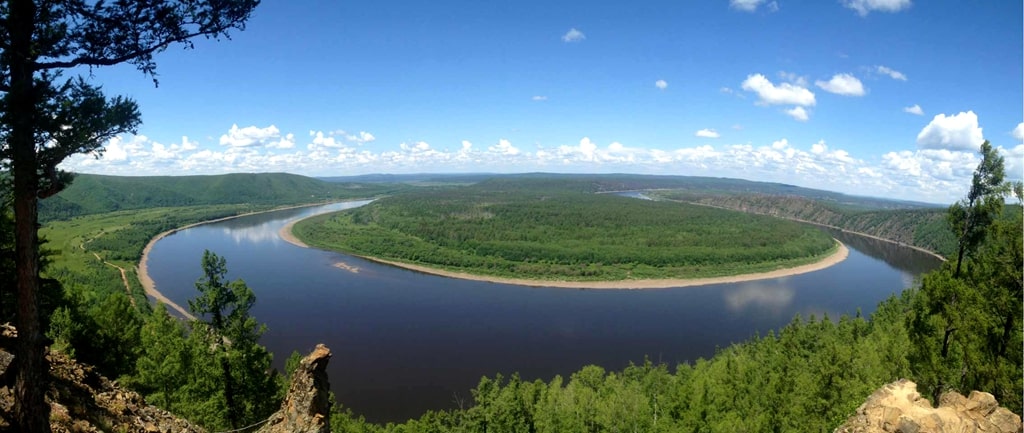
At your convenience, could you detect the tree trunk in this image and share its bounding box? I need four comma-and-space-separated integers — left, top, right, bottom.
221, 352, 239, 429
8, 1, 51, 431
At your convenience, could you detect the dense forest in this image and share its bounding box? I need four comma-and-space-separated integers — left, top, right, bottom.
293, 183, 838, 282
38, 172, 406, 222
1, 168, 1018, 432
656, 192, 955, 258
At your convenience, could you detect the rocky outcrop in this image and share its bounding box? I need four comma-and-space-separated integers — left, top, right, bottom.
0, 324, 334, 433
256, 344, 333, 433
0, 348, 204, 433
835, 379, 1022, 433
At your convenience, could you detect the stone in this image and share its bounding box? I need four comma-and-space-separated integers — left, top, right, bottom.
256, 344, 333, 433
834, 379, 1023, 433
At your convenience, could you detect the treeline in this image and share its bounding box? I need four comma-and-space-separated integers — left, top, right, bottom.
294, 187, 837, 281
331, 300, 912, 433
657, 192, 956, 257
39, 172, 406, 221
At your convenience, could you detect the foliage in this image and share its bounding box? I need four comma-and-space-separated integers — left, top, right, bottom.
328, 300, 917, 433
294, 184, 837, 282
656, 191, 956, 258
1, 0, 260, 430
39, 172, 407, 221
188, 250, 279, 430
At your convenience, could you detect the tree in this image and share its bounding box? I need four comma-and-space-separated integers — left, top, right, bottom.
910, 140, 1021, 406
948, 140, 1006, 277
188, 250, 277, 430
0, 1, 258, 431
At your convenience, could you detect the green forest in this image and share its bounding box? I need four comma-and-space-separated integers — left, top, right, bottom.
654, 191, 956, 257
0, 165, 1018, 432
293, 183, 838, 282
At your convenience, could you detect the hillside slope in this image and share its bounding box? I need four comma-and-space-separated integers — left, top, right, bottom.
39, 173, 401, 221
658, 193, 955, 258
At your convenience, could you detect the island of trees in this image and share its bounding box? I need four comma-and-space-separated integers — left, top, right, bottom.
292, 178, 841, 284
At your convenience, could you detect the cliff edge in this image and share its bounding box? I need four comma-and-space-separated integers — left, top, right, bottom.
835, 379, 1022, 433
0, 325, 333, 433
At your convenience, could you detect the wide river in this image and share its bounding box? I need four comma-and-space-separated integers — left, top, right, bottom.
144, 200, 942, 422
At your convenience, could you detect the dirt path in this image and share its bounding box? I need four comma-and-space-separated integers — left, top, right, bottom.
82, 241, 137, 308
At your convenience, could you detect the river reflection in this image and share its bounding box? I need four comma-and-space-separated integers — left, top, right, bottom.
144, 201, 943, 423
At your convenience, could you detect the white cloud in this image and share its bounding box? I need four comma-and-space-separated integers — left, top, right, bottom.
532, 95, 548, 101
655, 79, 668, 90
777, 71, 809, 88
842, 0, 912, 16
63, 127, 1007, 204
562, 28, 585, 42
220, 124, 285, 148
741, 74, 816, 106
695, 129, 720, 138
785, 106, 809, 122
488, 139, 520, 156
814, 73, 865, 96
903, 104, 924, 116
346, 131, 375, 144
1012, 122, 1024, 142
876, 65, 907, 81
916, 111, 984, 151
767, 1, 779, 12
730, 0, 764, 12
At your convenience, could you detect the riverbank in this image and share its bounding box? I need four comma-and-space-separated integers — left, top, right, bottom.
281, 217, 849, 288
138, 202, 349, 320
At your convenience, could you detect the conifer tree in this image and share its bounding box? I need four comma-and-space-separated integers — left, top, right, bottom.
1, 2, 258, 430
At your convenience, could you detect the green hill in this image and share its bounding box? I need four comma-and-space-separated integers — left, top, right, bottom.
39, 172, 404, 221
654, 192, 955, 258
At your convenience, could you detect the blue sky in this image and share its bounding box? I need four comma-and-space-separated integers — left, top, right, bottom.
61, 0, 1023, 203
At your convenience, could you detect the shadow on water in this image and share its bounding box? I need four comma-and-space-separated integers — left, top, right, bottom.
827, 229, 944, 276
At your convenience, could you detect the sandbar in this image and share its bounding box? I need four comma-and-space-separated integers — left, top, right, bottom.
281, 214, 850, 289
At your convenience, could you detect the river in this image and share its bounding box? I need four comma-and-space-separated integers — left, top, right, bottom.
143, 200, 942, 422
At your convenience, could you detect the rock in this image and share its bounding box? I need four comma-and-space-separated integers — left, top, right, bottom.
835, 379, 1023, 433
256, 344, 333, 433
0, 346, 205, 433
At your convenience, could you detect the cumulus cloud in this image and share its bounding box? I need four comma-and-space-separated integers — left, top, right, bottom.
1012, 122, 1024, 142
842, 0, 912, 16
741, 74, 816, 106
876, 65, 907, 81
62, 126, 1006, 204
562, 28, 585, 42
785, 106, 809, 122
489, 139, 521, 156
729, 0, 764, 12
220, 124, 288, 148
695, 129, 720, 138
916, 111, 984, 151
532, 95, 548, 101
903, 104, 924, 116
815, 73, 865, 96
655, 79, 668, 90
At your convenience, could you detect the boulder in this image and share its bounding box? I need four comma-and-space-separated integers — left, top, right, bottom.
835, 379, 1022, 433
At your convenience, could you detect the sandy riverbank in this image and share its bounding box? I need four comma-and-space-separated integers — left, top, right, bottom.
281, 215, 850, 289
137, 202, 342, 320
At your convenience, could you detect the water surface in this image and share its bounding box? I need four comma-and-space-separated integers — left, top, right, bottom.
145, 201, 941, 422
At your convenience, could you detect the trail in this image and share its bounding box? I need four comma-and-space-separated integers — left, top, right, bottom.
81, 239, 137, 308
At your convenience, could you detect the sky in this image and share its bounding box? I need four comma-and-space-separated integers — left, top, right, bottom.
59, 0, 1023, 204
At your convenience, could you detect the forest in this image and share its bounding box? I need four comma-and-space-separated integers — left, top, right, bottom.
0, 164, 1017, 432
293, 182, 838, 282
